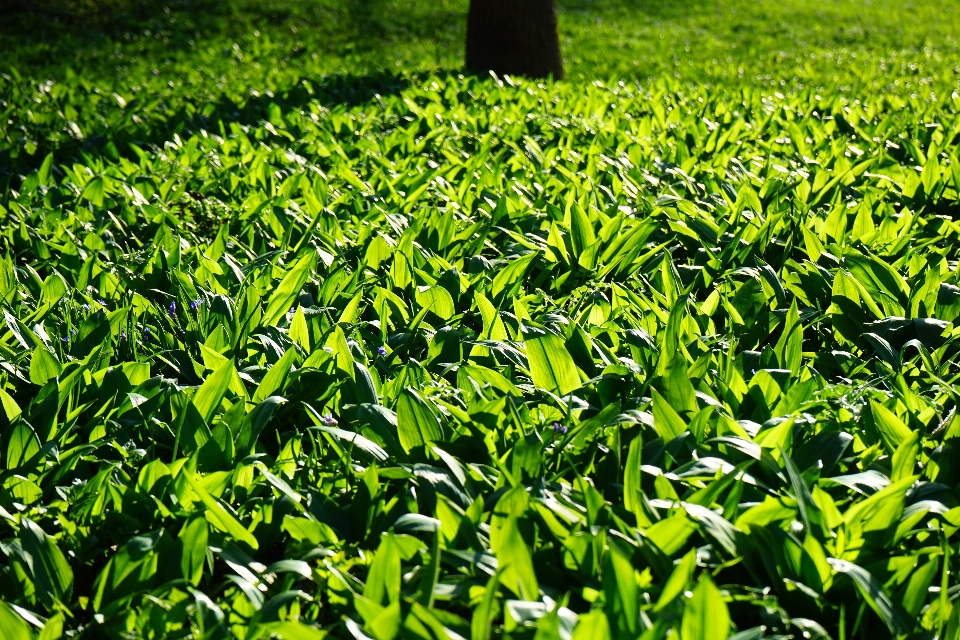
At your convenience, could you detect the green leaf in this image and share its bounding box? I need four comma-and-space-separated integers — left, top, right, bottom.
654, 549, 697, 612
7, 421, 40, 469
21, 518, 74, 605
775, 298, 803, 374
570, 203, 597, 269
603, 539, 639, 634
571, 610, 611, 640
415, 286, 456, 320
652, 388, 687, 442
179, 516, 208, 587
253, 347, 296, 403
623, 432, 644, 518
902, 557, 939, 617
681, 574, 730, 640
471, 568, 503, 640
922, 148, 941, 196
364, 534, 402, 606
493, 515, 538, 600
29, 345, 61, 385
352, 361, 379, 405
256, 622, 327, 640
0, 601, 33, 640
660, 356, 697, 415
523, 324, 580, 396
891, 430, 919, 481
262, 252, 316, 326
869, 401, 912, 455
657, 296, 689, 374
415, 532, 441, 608
829, 558, 911, 635
193, 360, 235, 424
645, 512, 697, 555
396, 388, 442, 453
490, 253, 536, 301
37, 152, 54, 187
81, 176, 105, 206
39, 613, 64, 640
183, 471, 259, 550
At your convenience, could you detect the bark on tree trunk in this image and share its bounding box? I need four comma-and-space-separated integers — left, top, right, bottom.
466, 0, 563, 80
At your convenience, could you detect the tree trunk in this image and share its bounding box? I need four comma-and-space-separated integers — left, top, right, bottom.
466, 0, 563, 80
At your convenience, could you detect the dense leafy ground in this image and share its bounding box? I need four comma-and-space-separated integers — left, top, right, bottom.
3, 0, 960, 638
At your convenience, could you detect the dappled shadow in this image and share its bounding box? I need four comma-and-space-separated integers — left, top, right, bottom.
0, 0, 468, 177
0, 0, 464, 58
0, 68, 428, 177
0, 0, 227, 46
559, 0, 715, 19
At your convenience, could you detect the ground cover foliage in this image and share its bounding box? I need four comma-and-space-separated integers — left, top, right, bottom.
3, 0, 960, 639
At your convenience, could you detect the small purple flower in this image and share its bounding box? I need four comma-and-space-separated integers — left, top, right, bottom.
167, 301, 176, 316
289, 306, 296, 314
120, 331, 126, 340
322, 413, 338, 426
82, 303, 90, 311
98, 299, 106, 306
189, 299, 201, 312
70, 329, 77, 336
552, 422, 568, 435
143, 327, 151, 341
377, 346, 387, 357
60, 336, 68, 343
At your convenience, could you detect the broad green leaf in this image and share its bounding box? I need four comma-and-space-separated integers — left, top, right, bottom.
471, 569, 503, 640
21, 518, 74, 605
571, 610, 611, 640
775, 298, 803, 374
645, 512, 697, 555
490, 253, 536, 301
0, 388, 22, 423
661, 356, 697, 415
29, 346, 61, 386
654, 549, 697, 612
603, 540, 639, 634
7, 421, 40, 469
194, 360, 235, 424
493, 515, 538, 600
891, 430, 919, 481
183, 471, 259, 550
828, 558, 911, 635
870, 401, 912, 455
180, 516, 209, 587
364, 534, 402, 605
0, 601, 32, 640
623, 432, 643, 516
523, 324, 580, 396
902, 557, 939, 617
681, 574, 729, 640
570, 203, 597, 269
652, 388, 687, 442
415, 286, 456, 320
256, 622, 327, 640
396, 388, 443, 452
253, 347, 296, 403
81, 176, 105, 206
262, 252, 316, 326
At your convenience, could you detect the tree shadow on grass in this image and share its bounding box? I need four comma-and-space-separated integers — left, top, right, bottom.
1, 69, 419, 178
0, 0, 469, 178
0, 0, 464, 61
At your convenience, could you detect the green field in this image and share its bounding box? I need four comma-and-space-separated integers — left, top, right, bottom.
2, 0, 960, 638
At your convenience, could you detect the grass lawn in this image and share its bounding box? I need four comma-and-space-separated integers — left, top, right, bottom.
1, 0, 960, 638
